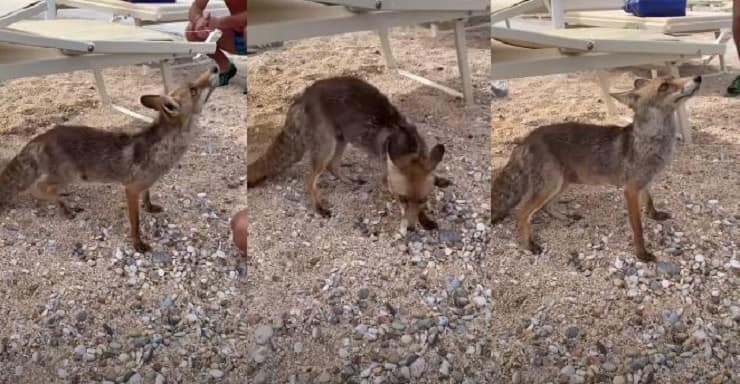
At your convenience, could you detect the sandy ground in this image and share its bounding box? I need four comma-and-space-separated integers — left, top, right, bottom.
246, 25, 493, 383
0, 54, 248, 384
490, 49, 739, 383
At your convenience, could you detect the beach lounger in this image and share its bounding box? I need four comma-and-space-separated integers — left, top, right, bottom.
248, 0, 489, 106
565, 10, 732, 68
50, 0, 229, 25
490, 0, 727, 143
0, 1, 219, 123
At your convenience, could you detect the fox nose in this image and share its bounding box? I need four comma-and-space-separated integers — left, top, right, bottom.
210, 65, 219, 74
693, 76, 702, 83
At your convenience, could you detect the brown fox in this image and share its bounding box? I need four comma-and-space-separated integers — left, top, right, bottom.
0, 67, 219, 252
491, 76, 702, 262
248, 76, 448, 231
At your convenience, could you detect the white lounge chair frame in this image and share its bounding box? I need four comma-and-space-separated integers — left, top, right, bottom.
50, 0, 230, 25
248, 0, 490, 106
1, 3, 220, 123
491, 0, 727, 143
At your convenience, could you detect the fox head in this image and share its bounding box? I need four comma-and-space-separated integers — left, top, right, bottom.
610, 76, 702, 113
385, 133, 445, 231
140, 66, 219, 123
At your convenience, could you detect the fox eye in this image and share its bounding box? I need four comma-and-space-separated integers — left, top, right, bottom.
190, 87, 198, 97
658, 83, 670, 92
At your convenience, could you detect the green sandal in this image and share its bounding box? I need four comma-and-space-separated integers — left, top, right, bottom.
727, 75, 740, 96
218, 62, 238, 87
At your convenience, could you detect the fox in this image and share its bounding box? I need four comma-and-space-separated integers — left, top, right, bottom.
0, 66, 219, 253
491, 75, 702, 262
247, 76, 449, 231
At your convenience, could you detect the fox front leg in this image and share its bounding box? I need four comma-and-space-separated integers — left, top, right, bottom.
125, 186, 151, 253
625, 185, 655, 262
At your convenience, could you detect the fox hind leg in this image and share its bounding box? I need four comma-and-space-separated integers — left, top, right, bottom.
328, 141, 366, 185
640, 189, 670, 221
143, 190, 163, 213
305, 138, 336, 218
31, 178, 80, 219
515, 167, 563, 254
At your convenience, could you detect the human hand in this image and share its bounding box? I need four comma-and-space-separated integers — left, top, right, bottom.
194, 14, 211, 39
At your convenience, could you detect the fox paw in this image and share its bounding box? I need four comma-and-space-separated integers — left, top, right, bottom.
649, 211, 671, 221
133, 240, 152, 253
419, 216, 438, 231
567, 213, 583, 221
434, 176, 452, 188
145, 204, 164, 213
316, 205, 332, 218
527, 241, 543, 254
636, 250, 657, 262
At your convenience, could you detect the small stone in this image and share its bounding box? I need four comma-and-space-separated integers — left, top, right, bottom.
400, 335, 413, 345
74, 345, 86, 357
602, 362, 617, 372
209, 369, 224, 379
14, 366, 23, 376
656, 261, 680, 277
293, 342, 303, 354
409, 357, 426, 378
472, 296, 487, 307
565, 326, 579, 339
57, 369, 68, 379
354, 324, 369, 337
254, 325, 273, 345
559, 365, 575, 383
399, 366, 411, 380
694, 254, 705, 263
316, 372, 332, 383
155, 374, 165, 384
439, 360, 450, 377
613, 375, 626, 384
127, 373, 142, 384
358, 287, 370, 300
338, 348, 349, 359
252, 346, 269, 364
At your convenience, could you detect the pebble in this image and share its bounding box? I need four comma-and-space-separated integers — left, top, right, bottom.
209, 369, 224, 379
127, 373, 142, 384
358, 287, 370, 300
254, 325, 273, 345
602, 362, 617, 372
472, 296, 487, 307
409, 357, 426, 378
565, 326, 579, 339
613, 376, 626, 384
400, 335, 413, 345
252, 346, 269, 364
439, 359, 451, 377
656, 261, 681, 277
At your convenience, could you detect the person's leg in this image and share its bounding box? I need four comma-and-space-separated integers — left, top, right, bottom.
212, 30, 239, 86
728, 0, 740, 95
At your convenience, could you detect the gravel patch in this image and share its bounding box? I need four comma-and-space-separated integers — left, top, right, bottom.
490, 65, 739, 383
0, 59, 248, 383
246, 26, 493, 383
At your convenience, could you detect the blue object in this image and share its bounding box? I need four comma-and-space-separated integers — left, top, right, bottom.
234, 31, 246, 55
623, 0, 687, 17
123, 0, 176, 3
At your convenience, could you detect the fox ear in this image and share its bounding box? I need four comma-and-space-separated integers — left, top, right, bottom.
428, 144, 445, 169
159, 95, 181, 118
610, 91, 639, 108
140, 95, 161, 110
140, 95, 180, 118
633, 78, 649, 89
